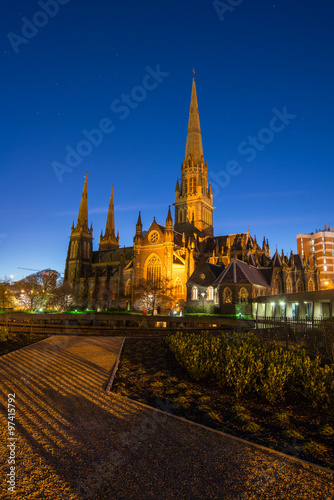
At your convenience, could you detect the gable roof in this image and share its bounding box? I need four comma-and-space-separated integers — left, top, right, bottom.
214, 258, 270, 287
187, 259, 224, 286
269, 249, 283, 267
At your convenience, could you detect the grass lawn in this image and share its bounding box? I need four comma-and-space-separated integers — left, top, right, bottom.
112, 337, 334, 470
0, 333, 50, 356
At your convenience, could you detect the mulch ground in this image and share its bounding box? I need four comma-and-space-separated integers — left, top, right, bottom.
0, 333, 49, 356
112, 337, 334, 470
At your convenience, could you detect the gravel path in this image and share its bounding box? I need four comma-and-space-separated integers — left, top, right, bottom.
0, 335, 333, 500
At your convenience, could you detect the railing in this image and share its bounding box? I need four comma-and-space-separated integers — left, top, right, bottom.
255, 316, 333, 362
256, 316, 324, 330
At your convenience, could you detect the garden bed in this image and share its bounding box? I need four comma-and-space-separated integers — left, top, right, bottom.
0, 333, 50, 356
112, 337, 334, 470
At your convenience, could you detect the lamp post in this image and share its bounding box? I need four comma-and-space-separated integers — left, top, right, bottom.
148, 294, 153, 315
201, 292, 205, 313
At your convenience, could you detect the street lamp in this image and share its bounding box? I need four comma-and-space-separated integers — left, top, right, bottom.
148, 294, 153, 315
201, 292, 205, 313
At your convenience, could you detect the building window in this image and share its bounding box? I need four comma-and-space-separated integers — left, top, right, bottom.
112, 282, 117, 300
214, 288, 218, 305
239, 287, 248, 304
223, 287, 232, 304
125, 279, 132, 297
70, 241, 78, 258
296, 280, 304, 293
207, 286, 214, 301
286, 277, 292, 294
175, 277, 183, 295
308, 279, 315, 291
192, 286, 198, 300
146, 254, 162, 284
188, 177, 196, 194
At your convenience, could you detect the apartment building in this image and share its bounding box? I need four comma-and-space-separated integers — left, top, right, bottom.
297, 224, 334, 288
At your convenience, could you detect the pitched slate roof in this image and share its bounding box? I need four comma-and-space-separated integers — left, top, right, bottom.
291, 254, 304, 270
258, 267, 273, 284
269, 250, 283, 267
203, 234, 249, 252
214, 258, 270, 287
207, 262, 225, 277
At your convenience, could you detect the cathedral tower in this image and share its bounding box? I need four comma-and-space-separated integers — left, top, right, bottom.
174, 71, 214, 238
64, 172, 93, 283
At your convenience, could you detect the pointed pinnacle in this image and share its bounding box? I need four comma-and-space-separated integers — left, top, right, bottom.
137, 211, 142, 226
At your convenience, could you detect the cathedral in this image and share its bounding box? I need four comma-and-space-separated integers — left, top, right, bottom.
64, 74, 319, 313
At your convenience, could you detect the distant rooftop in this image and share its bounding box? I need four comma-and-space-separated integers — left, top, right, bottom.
298, 224, 334, 236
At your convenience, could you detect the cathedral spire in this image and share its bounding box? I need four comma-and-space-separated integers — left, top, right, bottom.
104, 185, 115, 239
184, 71, 204, 165
76, 172, 88, 232
99, 184, 119, 250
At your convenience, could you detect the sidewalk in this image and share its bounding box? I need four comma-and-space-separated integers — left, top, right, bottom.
0, 335, 333, 499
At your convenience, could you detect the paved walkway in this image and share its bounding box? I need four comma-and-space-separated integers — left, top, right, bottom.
0, 336, 333, 500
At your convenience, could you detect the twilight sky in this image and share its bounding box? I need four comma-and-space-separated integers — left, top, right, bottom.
1, 0, 333, 281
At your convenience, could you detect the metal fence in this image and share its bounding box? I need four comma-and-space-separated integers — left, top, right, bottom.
255, 316, 333, 362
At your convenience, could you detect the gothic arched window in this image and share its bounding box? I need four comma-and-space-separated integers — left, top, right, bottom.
175, 277, 183, 295
188, 177, 196, 194
146, 254, 162, 284
125, 279, 132, 297
286, 277, 292, 294
192, 286, 198, 300
308, 278, 315, 291
207, 286, 214, 301
239, 287, 248, 304
296, 279, 304, 293
223, 287, 233, 304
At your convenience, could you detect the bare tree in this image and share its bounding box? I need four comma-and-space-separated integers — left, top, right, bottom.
51, 279, 75, 312
0, 279, 15, 311
12, 270, 60, 312
133, 277, 175, 315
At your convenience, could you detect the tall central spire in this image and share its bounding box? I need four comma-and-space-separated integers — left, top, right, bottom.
184, 71, 204, 165
174, 71, 214, 238
76, 172, 89, 232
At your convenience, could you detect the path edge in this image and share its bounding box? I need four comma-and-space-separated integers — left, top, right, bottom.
106, 337, 125, 391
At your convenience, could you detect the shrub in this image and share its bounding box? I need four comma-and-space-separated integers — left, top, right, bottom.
318, 318, 334, 362
283, 429, 304, 440
243, 422, 261, 432
0, 327, 8, 341
274, 412, 290, 424
166, 332, 334, 410
318, 425, 334, 437
303, 441, 327, 454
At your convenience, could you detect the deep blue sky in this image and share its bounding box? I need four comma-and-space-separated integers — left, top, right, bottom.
1, 0, 333, 281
